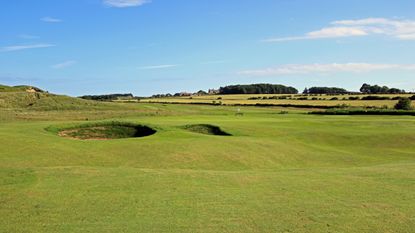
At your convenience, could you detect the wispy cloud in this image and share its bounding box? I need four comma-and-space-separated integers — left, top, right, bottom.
138, 64, 179, 70
239, 63, 415, 76
18, 34, 39, 39
0, 44, 55, 52
103, 0, 150, 8
263, 18, 415, 42
52, 60, 77, 69
41, 17, 62, 23
200, 60, 230, 65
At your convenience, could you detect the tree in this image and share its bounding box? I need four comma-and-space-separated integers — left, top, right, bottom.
303, 88, 309, 94
196, 90, 207, 96
307, 87, 349, 94
360, 83, 371, 93
395, 98, 412, 110
360, 83, 405, 94
388, 88, 403, 94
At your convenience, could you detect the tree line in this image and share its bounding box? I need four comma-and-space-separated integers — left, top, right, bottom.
303, 87, 349, 94
302, 83, 406, 94
219, 84, 298, 95
79, 93, 134, 101
218, 83, 407, 95
359, 83, 405, 94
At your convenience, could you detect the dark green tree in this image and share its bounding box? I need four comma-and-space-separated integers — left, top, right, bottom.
307, 87, 349, 94
360, 83, 405, 94
395, 98, 412, 110
219, 84, 298, 95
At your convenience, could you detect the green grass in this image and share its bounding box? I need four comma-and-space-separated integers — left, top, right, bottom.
1, 96, 415, 232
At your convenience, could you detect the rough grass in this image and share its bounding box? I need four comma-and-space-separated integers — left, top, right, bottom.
0, 84, 41, 92
0, 91, 119, 110
1, 103, 415, 232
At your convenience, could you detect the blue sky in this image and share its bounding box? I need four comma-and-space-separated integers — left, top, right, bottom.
1, 0, 414, 96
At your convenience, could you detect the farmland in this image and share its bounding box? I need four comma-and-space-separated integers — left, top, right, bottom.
140, 93, 415, 109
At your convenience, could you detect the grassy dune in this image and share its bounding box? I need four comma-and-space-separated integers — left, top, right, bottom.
1, 99, 415, 232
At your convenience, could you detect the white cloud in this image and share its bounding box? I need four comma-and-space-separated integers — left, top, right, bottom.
239, 63, 415, 76
52, 60, 77, 69
263, 18, 415, 42
138, 64, 178, 70
0, 44, 55, 52
307, 27, 368, 38
41, 17, 62, 23
103, 0, 150, 8
398, 34, 415, 40
264, 27, 368, 42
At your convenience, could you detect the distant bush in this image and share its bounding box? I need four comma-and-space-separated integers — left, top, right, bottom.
330, 97, 339, 100
348, 96, 360, 100
311, 109, 415, 116
410, 95, 415, 100
361, 96, 391, 100
395, 98, 412, 110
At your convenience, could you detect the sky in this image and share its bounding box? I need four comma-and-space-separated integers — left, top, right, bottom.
0, 0, 415, 96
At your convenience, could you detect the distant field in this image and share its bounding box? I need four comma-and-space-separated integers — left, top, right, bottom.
139, 93, 415, 108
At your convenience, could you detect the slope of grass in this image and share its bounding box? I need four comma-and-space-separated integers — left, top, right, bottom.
0, 84, 43, 92
0, 91, 119, 110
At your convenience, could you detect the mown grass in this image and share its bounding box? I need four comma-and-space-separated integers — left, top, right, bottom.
1, 97, 415, 232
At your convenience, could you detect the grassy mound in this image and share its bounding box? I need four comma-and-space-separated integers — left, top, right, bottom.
0, 89, 119, 111
55, 122, 156, 140
182, 124, 231, 136
0, 84, 44, 93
